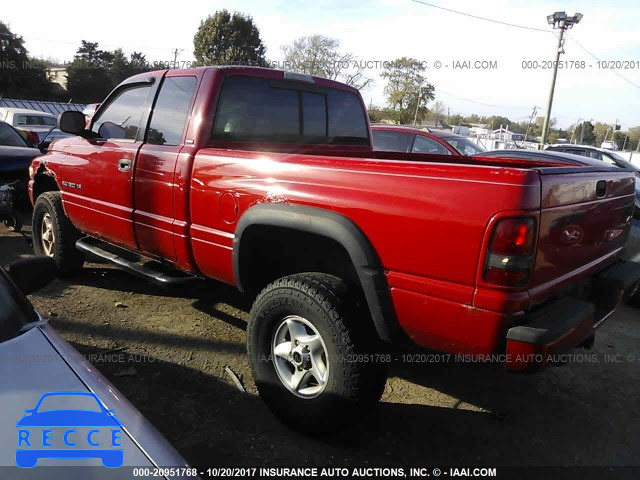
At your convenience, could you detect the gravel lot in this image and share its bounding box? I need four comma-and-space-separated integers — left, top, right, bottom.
2, 213, 639, 469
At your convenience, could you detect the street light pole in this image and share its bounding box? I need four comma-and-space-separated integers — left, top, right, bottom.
540, 11, 583, 148
413, 85, 422, 126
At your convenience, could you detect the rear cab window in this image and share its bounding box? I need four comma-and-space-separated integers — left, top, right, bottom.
211, 76, 369, 146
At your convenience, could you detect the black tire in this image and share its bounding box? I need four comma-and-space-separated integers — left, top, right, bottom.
32, 192, 85, 275
3, 212, 22, 232
629, 283, 640, 307
247, 273, 388, 434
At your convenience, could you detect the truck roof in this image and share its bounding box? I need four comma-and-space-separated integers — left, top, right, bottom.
122, 66, 361, 94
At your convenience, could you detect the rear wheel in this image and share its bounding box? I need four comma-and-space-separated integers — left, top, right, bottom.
247, 273, 388, 433
32, 192, 85, 275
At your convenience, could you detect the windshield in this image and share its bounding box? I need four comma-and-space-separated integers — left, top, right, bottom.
0, 268, 37, 343
443, 137, 486, 155
0, 122, 29, 147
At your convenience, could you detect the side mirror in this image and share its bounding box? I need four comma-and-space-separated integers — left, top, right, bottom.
5, 257, 58, 295
38, 141, 51, 154
58, 111, 85, 135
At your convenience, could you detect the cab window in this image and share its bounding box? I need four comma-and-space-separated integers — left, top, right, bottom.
92, 85, 152, 141
147, 76, 197, 146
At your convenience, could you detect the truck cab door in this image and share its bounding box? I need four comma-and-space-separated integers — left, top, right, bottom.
133, 75, 198, 263
62, 76, 160, 250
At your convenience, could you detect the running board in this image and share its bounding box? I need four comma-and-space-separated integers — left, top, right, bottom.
76, 237, 196, 286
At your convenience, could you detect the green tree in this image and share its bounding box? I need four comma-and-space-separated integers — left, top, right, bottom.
448, 113, 466, 126
464, 114, 483, 124
66, 41, 115, 102
108, 49, 150, 85
193, 10, 266, 66
626, 125, 640, 150
612, 130, 628, 149
593, 122, 614, 146
66, 42, 152, 103
0, 22, 60, 99
482, 115, 513, 130
575, 121, 596, 145
281, 34, 371, 90
381, 57, 434, 124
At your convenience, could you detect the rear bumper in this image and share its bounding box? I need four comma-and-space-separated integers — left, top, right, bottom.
505, 260, 640, 372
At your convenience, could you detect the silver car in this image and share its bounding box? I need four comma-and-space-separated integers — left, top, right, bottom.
0, 257, 196, 479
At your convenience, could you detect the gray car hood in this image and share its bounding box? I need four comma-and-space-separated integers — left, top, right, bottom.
0, 324, 193, 478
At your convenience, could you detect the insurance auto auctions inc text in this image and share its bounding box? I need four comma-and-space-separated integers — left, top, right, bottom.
255, 467, 497, 477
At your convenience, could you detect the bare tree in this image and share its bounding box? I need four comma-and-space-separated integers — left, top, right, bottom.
281, 35, 372, 90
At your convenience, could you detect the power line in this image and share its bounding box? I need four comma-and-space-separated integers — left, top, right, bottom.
567, 36, 640, 90
408, 0, 551, 33
437, 88, 542, 111
408, 0, 640, 94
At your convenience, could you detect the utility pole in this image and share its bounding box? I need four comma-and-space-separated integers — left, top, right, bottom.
524, 106, 537, 145
413, 85, 422, 125
172, 48, 184, 68
570, 117, 581, 143
540, 12, 583, 148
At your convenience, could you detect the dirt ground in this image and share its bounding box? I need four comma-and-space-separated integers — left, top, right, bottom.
2, 212, 639, 469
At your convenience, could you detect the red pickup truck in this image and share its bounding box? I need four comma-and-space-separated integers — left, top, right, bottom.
29, 67, 640, 432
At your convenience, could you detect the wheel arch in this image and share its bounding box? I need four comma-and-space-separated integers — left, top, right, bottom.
233, 203, 404, 343
32, 165, 60, 202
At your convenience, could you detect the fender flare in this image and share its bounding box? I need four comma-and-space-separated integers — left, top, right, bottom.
233, 203, 405, 343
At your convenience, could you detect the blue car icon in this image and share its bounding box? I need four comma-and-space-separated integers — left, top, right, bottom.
16, 391, 124, 468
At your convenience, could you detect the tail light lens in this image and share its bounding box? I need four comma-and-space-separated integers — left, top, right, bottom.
484, 217, 536, 287
25, 130, 40, 146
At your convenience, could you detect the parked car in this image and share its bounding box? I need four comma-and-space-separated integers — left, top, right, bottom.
0, 107, 72, 149
371, 124, 486, 156
0, 121, 42, 201
29, 66, 640, 433
0, 257, 193, 476
481, 149, 640, 263
546, 144, 636, 170
541, 145, 640, 218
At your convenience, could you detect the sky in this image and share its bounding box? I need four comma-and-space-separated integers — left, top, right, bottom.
3, 0, 639, 129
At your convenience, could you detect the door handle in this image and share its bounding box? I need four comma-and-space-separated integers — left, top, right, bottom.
118, 159, 132, 172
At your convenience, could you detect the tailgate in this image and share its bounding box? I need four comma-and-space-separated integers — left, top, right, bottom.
529, 167, 636, 299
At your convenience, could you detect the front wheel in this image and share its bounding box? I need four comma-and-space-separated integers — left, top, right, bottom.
247, 273, 388, 433
32, 192, 85, 275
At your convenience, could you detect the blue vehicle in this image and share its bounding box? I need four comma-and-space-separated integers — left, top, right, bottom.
16, 391, 124, 468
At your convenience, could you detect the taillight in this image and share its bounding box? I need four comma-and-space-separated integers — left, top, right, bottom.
25, 130, 40, 146
484, 217, 536, 287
